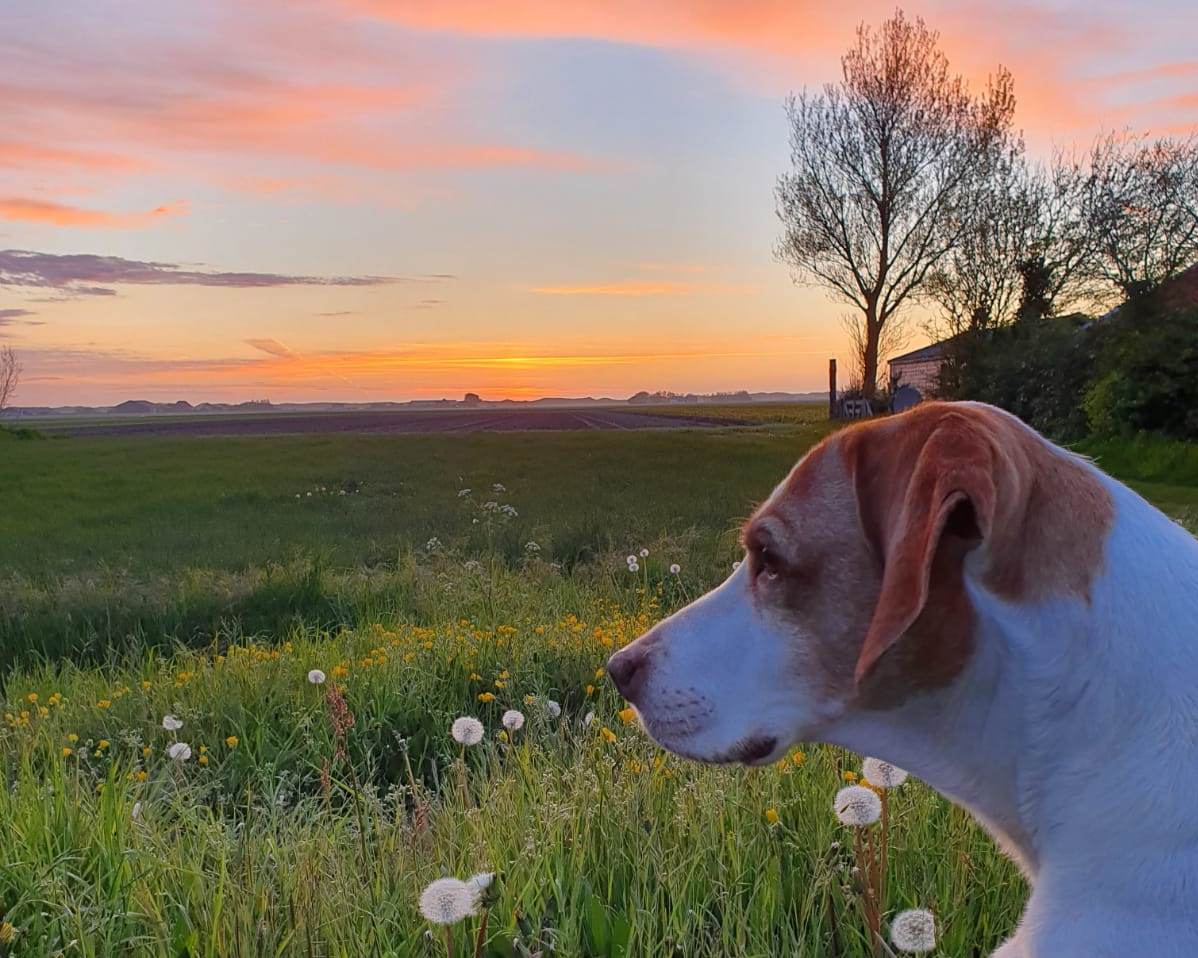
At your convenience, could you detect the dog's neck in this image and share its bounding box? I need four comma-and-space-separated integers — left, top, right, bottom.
828, 474, 1198, 888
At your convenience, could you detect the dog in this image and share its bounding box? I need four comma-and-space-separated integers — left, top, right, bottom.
608, 400, 1198, 957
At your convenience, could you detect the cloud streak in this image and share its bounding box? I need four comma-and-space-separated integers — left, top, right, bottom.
0, 197, 186, 229
0, 249, 426, 296
530, 280, 746, 297
244, 338, 296, 358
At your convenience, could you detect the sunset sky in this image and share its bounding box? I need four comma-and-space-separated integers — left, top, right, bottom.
2, 0, 1195, 405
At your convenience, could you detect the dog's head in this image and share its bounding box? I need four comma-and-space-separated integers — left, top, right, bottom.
607, 401, 1111, 765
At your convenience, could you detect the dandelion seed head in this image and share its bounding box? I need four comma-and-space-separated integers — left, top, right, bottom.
628, 562, 640, 573
626, 555, 637, 566
890, 909, 936, 953
167, 742, 192, 761
419, 878, 474, 925
307, 669, 326, 685
834, 785, 882, 826
863, 757, 909, 789
501, 709, 525, 731
545, 699, 562, 718
161, 714, 183, 732
669, 563, 681, 575
131, 801, 143, 821
639, 548, 649, 557
451, 716, 485, 746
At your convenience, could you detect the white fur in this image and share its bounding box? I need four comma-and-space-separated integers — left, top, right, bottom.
622, 423, 1198, 956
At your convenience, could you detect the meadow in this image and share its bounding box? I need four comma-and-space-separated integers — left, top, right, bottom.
2, 408, 1196, 957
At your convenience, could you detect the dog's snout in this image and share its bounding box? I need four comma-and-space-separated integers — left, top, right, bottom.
608, 640, 652, 702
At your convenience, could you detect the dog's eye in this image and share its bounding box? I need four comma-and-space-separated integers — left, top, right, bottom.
758, 546, 780, 581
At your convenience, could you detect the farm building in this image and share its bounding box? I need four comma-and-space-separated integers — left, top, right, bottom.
887, 341, 946, 399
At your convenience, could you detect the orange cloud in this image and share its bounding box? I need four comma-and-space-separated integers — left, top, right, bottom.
0, 198, 187, 229
530, 279, 743, 296
0, 140, 148, 172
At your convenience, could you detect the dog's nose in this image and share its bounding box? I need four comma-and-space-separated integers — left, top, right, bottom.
607, 642, 650, 702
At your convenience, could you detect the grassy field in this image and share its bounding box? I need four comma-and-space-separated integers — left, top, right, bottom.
2, 415, 1196, 956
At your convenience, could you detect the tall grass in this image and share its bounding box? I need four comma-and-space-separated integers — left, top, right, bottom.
1, 561, 1025, 957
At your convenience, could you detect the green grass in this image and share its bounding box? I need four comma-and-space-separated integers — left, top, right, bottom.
2, 420, 1195, 956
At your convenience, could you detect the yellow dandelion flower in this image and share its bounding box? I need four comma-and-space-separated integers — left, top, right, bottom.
792, 750, 806, 766
594, 668, 605, 680
618, 707, 637, 725
225, 736, 239, 748
66, 733, 79, 743
585, 684, 595, 696
97, 699, 112, 709
26, 692, 38, 703
142, 746, 152, 756
842, 770, 857, 783
0, 921, 16, 944
136, 770, 147, 782
523, 694, 536, 706
198, 755, 209, 766
38, 706, 49, 717
478, 692, 496, 703
497, 729, 509, 742
140, 680, 152, 690
765, 808, 780, 825
198, 745, 207, 753
469, 673, 483, 681
98, 740, 110, 750
600, 726, 617, 743
61, 747, 73, 757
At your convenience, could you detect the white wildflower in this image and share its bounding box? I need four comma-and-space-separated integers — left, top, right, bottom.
628, 562, 640, 573
732, 560, 742, 571
524, 541, 541, 553
669, 563, 681, 575
863, 757, 909, 789
626, 555, 637, 566
419, 878, 474, 925
545, 699, 561, 719
834, 785, 882, 826
583, 711, 595, 727
466, 871, 494, 901
425, 536, 443, 552
491, 483, 506, 493
639, 548, 649, 557
167, 742, 192, 762
502, 710, 525, 732
307, 669, 326, 685
457, 488, 472, 498
890, 909, 936, 953
451, 716, 485, 746
161, 714, 183, 732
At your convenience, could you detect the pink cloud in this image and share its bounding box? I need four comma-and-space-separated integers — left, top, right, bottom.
0, 198, 187, 229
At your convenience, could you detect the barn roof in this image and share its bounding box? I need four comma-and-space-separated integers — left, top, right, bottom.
888, 341, 947, 364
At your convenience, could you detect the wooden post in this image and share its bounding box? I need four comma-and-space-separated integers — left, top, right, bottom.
828, 358, 837, 420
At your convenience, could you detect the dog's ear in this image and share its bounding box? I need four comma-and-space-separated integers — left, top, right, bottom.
849, 412, 997, 687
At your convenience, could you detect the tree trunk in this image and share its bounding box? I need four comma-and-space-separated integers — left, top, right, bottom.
862, 303, 881, 400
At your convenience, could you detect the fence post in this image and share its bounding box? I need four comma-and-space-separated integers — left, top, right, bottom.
828, 358, 837, 420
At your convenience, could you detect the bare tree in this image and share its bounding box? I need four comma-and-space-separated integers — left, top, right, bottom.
926, 147, 1102, 338
775, 10, 1016, 398
924, 143, 1037, 336
1083, 133, 1198, 298
0, 346, 20, 412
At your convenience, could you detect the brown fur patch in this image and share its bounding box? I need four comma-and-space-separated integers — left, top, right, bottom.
744, 401, 1114, 710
